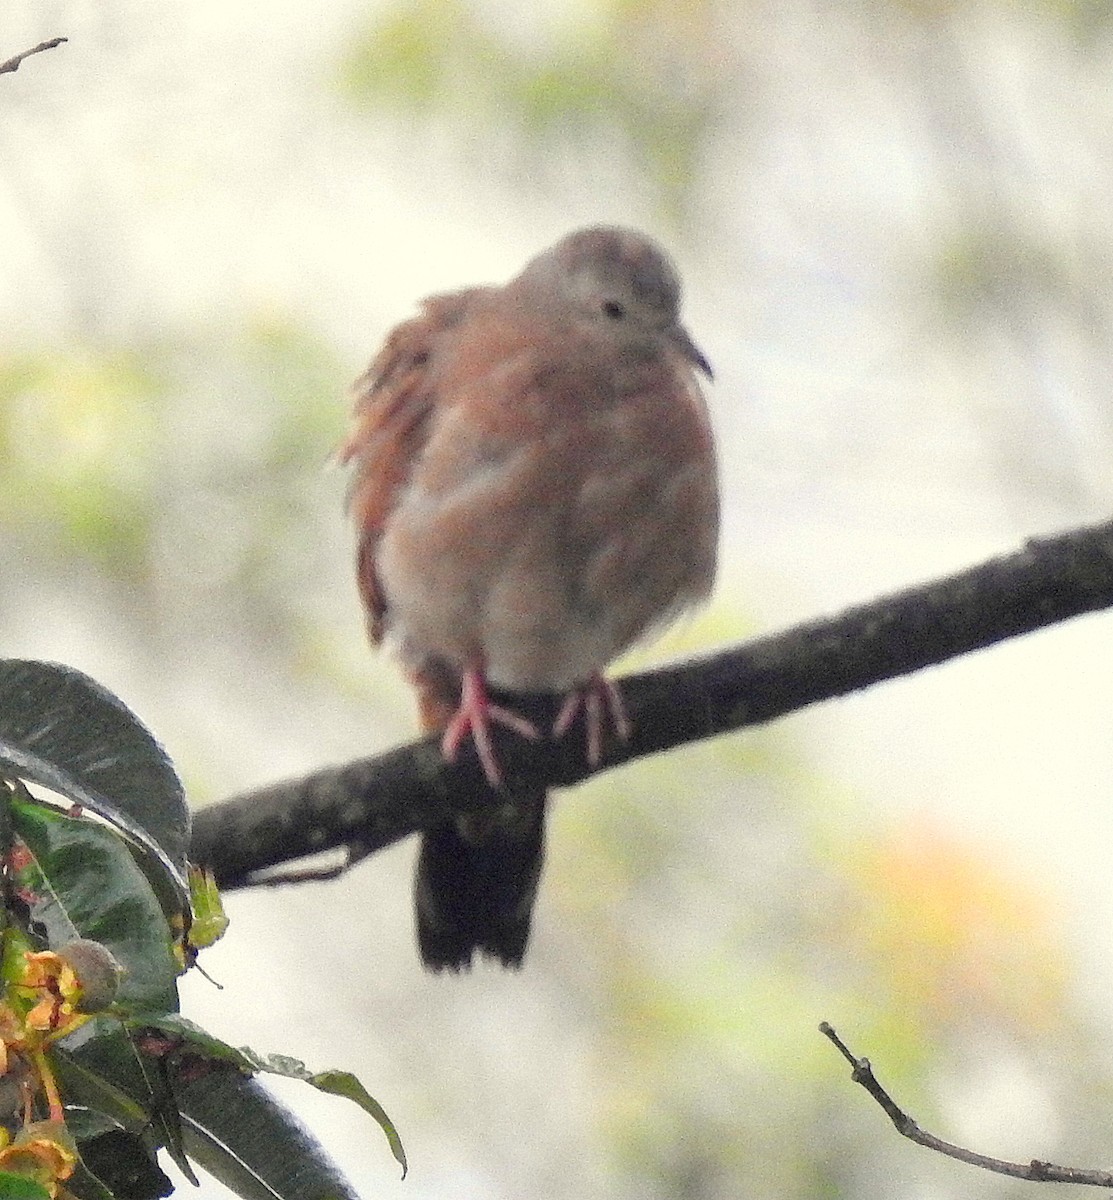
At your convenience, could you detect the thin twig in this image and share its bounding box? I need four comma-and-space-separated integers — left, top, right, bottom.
0, 38, 67, 76
820, 1022, 1113, 1188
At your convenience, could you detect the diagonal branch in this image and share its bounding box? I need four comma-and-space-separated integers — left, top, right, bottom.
820, 1022, 1113, 1188
0, 38, 67, 76
189, 515, 1113, 886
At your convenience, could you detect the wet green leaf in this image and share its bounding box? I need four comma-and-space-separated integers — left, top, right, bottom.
0, 660, 190, 924
127, 1013, 407, 1179
177, 1072, 366, 1200
55, 1017, 197, 1186
12, 800, 180, 1013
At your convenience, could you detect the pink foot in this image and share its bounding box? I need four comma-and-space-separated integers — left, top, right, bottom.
552, 672, 632, 767
441, 666, 540, 787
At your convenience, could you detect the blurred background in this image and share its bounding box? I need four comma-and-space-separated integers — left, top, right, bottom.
5, 1, 1113, 1196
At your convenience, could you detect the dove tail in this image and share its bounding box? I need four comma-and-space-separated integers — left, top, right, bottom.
415, 799, 546, 970
411, 666, 547, 971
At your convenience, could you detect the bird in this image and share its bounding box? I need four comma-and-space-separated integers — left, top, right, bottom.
339, 226, 719, 971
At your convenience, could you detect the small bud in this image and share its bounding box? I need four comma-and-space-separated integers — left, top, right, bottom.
56, 940, 123, 1013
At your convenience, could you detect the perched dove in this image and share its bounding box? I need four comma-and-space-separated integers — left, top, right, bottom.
340, 226, 719, 970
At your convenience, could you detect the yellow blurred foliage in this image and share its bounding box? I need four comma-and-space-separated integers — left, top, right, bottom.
843, 815, 1068, 1032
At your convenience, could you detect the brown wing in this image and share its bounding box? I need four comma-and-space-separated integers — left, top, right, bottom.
338, 288, 479, 646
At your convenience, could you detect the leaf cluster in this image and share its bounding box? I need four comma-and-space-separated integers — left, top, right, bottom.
0, 660, 403, 1199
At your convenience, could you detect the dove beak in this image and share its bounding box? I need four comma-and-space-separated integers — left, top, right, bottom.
671, 325, 714, 380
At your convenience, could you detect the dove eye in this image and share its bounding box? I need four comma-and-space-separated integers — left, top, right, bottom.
601, 299, 626, 320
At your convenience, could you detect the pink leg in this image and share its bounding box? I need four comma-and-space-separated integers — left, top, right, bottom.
441, 666, 540, 787
553, 672, 632, 767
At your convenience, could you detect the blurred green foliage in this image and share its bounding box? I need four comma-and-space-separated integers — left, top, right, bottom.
340, 0, 726, 223
554, 718, 1072, 1196
0, 320, 343, 602
0, 350, 162, 576
548, 615, 1074, 1198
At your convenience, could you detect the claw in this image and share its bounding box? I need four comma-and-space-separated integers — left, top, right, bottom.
553, 672, 631, 766
441, 666, 540, 786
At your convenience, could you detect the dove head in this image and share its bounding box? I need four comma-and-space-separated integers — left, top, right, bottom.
519, 226, 712, 379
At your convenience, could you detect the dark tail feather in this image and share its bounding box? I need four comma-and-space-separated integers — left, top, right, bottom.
415, 796, 546, 971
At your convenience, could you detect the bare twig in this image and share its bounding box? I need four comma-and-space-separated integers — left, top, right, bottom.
189, 515, 1113, 886
820, 1022, 1113, 1188
0, 38, 67, 76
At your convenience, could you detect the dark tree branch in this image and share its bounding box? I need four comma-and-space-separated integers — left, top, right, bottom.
0, 38, 67, 76
190, 515, 1113, 886
820, 1022, 1113, 1188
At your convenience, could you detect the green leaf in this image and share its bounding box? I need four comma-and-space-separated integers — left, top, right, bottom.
126, 1014, 407, 1180
0, 1172, 52, 1200
0, 660, 189, 921
176, 1072, 366, 1200
52, 1022, 197, 1187
31, 1097, 167, 1198
122, 1013, 253, 1069
307, 1070, 406, 1178
52, 1034, 155, 1133
186, 865, 229, 950
71, 1129, 173, 1200
12, 798, 180, 1012
59, 1108, 122, 1142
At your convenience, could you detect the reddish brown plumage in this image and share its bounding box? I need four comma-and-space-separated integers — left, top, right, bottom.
341, 227, 719, 970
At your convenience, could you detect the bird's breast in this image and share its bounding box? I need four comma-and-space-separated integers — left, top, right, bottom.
377, 347, 718, 691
